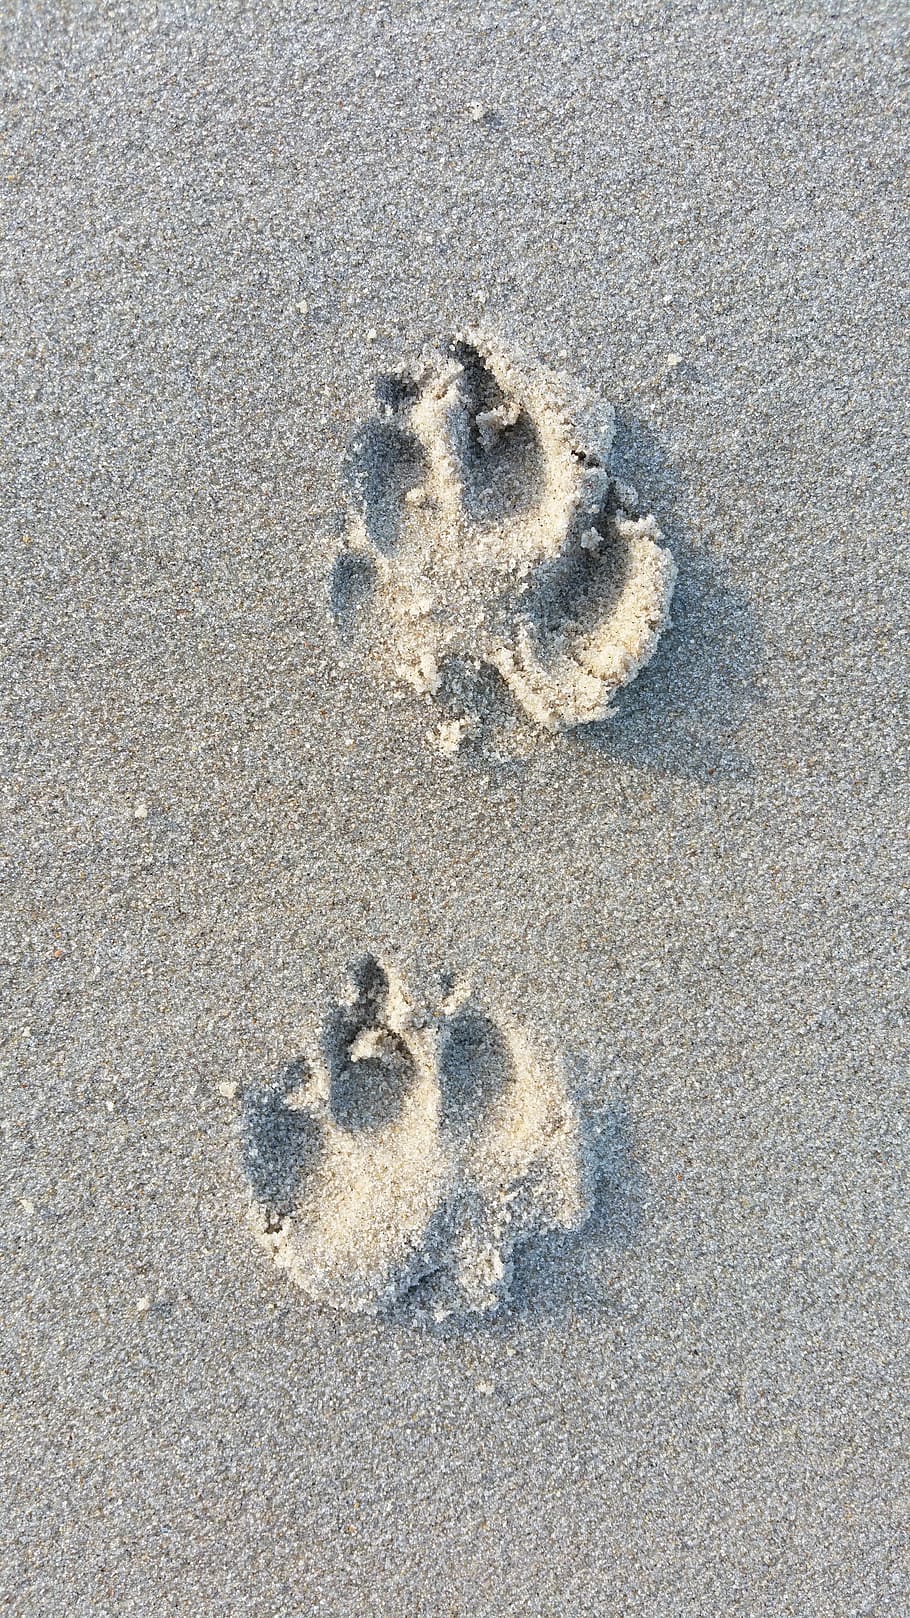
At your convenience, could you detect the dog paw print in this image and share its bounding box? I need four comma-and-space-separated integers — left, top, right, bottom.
240, 955, 592, 1319
333, 332, 677, 747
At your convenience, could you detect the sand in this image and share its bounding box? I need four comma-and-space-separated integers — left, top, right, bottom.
1, 1, 908, 1614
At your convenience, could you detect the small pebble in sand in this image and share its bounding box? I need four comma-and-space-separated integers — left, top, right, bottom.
218, 1080, 240, 1100
133, 803, 148, 821
135, 1296, 152, 1315
429, 717, 473, 757
19, 1197, 36, 1217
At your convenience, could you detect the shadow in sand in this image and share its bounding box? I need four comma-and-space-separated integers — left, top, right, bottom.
321, 954, 421, 1133
240, 1057, 320, 1225
437, 1001, 516, 1136
571, 410, 765, 783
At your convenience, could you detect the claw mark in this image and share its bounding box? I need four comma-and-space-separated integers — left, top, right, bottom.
240, 956, 592, 1320
335, 331, 677, 744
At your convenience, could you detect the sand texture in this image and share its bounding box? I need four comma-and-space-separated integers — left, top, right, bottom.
1, 1, 908, 1615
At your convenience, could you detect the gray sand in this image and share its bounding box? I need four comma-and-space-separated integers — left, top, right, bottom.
2, 2, 908, 1614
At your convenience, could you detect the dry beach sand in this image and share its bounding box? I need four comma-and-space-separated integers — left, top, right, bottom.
2, 2, 909, 1614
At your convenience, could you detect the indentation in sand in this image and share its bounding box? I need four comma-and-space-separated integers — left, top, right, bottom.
241, 957, 592, 1320
334, 332, 677, 748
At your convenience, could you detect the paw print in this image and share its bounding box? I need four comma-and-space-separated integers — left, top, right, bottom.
241, 956, 592, 1319
334, 332, 677, 746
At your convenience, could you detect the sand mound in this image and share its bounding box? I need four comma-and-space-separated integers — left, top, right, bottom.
241, 957, 592, 1320
334, 332, 677, 749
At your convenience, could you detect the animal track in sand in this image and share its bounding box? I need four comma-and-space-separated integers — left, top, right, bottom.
334, 332, 677, 751
241, 956, 592, 1320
